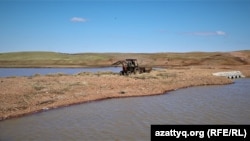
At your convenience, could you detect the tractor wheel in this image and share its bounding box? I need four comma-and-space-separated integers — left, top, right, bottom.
126, 71, 131, 76
120, 71, 124, 75
134, 68, 139, 74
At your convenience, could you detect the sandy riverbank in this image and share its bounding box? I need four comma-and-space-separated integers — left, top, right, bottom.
0, 66, 250, 121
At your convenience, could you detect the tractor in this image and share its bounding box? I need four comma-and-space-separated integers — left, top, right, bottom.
112, 59, 152, 75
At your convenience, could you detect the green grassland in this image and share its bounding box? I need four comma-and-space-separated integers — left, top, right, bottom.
0, 51, 249, 67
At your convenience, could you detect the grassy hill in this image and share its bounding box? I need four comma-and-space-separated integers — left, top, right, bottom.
0, 51, 249, 67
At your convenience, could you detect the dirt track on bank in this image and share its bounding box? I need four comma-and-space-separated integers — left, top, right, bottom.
1, 65, 249, 121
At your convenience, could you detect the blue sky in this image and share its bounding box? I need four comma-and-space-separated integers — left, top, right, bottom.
0, 0, 250, 53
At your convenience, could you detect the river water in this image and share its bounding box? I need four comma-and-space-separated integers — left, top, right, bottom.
0, 67, 121, 77
0, 77, 249, 140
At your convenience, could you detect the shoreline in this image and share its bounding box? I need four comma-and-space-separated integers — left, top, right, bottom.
0, 83, 230, 121
0, 67, 249, 121
0, 65, 114, 68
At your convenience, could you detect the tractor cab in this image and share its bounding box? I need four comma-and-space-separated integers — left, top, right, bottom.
126, 59, 138, 68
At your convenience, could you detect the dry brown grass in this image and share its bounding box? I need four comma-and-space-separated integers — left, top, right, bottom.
2, 66, 249, 121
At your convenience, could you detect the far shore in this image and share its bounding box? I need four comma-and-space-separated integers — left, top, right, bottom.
1, 65, 250, 121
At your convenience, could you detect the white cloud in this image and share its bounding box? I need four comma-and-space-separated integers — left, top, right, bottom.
186, 30, 227, 36
216, 30, 226, 35
70, 17, 87, 22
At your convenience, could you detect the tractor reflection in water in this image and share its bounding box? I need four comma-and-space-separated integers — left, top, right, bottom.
112, 59, 152, 75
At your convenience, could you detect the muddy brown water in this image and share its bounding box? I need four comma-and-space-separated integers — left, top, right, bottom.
0, 77, 249, 140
